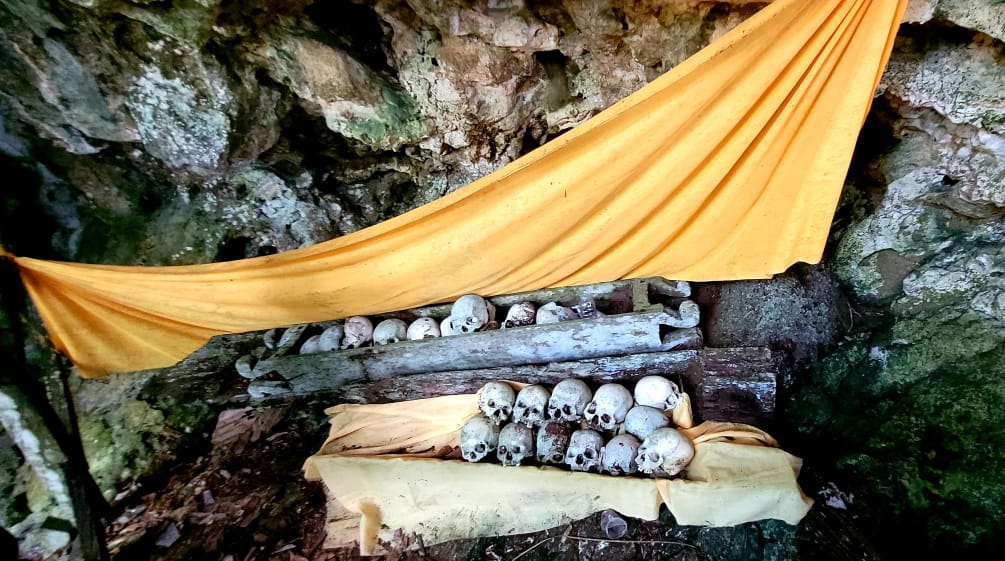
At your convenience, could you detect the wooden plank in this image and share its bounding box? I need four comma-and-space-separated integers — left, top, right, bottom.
333, 347, 780, 425
250, 311, 703, 398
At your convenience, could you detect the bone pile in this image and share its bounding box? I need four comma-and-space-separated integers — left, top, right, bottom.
462, 376, 695, 478
292, 293, 595, 354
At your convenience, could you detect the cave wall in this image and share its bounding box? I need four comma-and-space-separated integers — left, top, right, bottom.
1, 0, 1003, 559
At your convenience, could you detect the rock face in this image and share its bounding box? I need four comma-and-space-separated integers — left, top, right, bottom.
785, 7, 1005, 558
0, 0, 1004, 558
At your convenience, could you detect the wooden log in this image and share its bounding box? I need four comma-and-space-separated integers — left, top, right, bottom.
325, 347, 781, 425
250, 311, 703, 398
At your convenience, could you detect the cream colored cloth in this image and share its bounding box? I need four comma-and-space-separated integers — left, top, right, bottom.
303, 387, 813, 554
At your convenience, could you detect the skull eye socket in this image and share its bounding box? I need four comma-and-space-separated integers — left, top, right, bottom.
487, 399, 496, 407
601, 414, 612, 424
475, 443, 485, 453
512, 446, 522, 454
586, 403, 596, 413
648, 451, 660, 462
584, 449, 596, 460
562, 405, 573, 414
552, 453, 563, 462
499, 446, 508, 454
531, 407, 540, 414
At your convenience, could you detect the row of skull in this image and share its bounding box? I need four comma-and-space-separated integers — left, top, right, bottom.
461, 416, 694, 477
463, 376, 693, 476
477, 376, 683, 431
294, 294, 597, 353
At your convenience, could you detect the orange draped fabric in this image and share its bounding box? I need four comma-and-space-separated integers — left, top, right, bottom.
4, 0, 908, 377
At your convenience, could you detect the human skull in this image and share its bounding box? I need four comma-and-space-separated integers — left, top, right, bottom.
450, 294, 491, 333
547, 379, 593, 422
584, 383, 634, 431
341, 316, 373, 349
634, 376, 683, 411
535, 421, 572, 465
623, 405, 670, 440
299, 334, 322, 354
440, 316, 458, 337
512, 385, 551, 427
373, 318, 408, 345
564, 429, 605, 472
601, 434, 641, 476
536, 302, 577, 324
317, 324, 344, 352
503, 302, 536, 328
497, 423, 534, 466
406, 317, 441, 340
460, 415, 500, 463
478, 382, 516, 424
636, 427, 695, 476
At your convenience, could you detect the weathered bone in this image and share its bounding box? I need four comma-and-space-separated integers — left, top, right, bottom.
497, 423, 534, 466
372, 318, 408, 346
478, 382, 516, 425
460, 414, 500, 463
535, 420, 572, 465
565, 429, 605, 472
406, 317, 441, 340
601, 434, 641, 476
584, 383, 633, 431
547, 379, 592, 422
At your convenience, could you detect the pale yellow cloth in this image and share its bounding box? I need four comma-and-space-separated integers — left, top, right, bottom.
303, 389, 813, 554
4, 0, 906, 377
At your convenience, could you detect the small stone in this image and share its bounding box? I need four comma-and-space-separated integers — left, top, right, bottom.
155, 523, 181, 548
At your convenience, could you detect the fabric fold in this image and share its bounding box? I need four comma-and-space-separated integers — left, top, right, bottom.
6, 0, 907, 376
303, 390, 813, 555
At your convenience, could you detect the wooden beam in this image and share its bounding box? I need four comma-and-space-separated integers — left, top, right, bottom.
249, 311, 703, 398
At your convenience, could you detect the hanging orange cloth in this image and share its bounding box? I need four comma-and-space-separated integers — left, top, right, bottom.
5, 0, 908, 377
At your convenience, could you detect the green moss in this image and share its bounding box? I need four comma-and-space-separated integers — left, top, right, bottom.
787, 325, 1005, 555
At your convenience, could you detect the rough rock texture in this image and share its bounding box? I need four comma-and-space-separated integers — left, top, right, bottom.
784, 7, 1005, 558
0, 0, 1004, 559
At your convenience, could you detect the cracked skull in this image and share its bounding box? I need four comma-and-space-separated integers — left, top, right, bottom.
341, 316, 373, 349
634, 376, 683, 411
623, 405, 670, 441
636, 427, 695, 476
406, 317, 441, 340
584, 383, 634, 431
460, 415, 500, 463
535, 420, 572, 465
513, 384, 551, 427
497, 423, 534, 466
503, 302, 537, 328
373, 318, 408, 345
450, 294, 491, 333
536, 301, 577, 324
547, 379, 593, 422
601, 434, 641, 476
478, 382, 516, 424
564, 429, 605, 472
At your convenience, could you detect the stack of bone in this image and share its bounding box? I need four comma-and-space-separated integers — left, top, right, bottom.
238, 293, 616, 376
461, 376, 694, 478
